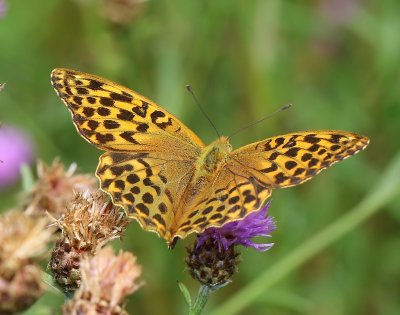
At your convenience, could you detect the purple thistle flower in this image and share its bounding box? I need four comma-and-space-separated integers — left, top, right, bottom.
319, 0, 360, 25
0, 125, 34, 189
196, 201, 276, 252
0, 0, 7, 19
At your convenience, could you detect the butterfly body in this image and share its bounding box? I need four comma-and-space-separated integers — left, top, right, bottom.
51, 68, 370, 247
197, 136, 231, 175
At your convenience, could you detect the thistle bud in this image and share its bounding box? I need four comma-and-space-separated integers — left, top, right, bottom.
50, 191, 129, 291
63, 246, 142, 315
24, 159, 97, 218
186, 239, 239, 287
0, 211, 54, 313
187, 202, 276, 286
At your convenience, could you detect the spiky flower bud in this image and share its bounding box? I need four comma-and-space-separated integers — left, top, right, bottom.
0, 211, 55, 313
186, 239, 239, 287
63, 246, 142, 315
50, 191, 129, 291
24, 159, 97, 218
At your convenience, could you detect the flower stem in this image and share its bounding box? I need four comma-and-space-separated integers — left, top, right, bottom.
189, 285, 214, 315
209, 151, 400, 315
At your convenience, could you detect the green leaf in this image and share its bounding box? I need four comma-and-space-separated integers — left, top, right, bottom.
178, 281, 192, 307
20, 163, 35, 193
41, 272, 64, 297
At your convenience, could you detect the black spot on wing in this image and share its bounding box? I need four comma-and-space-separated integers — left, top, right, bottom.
120, 131, 139, 144
132, 102, 149, 118
87, 97, 96, 104
88, 120, 99, 131
117, 109, 134, 121
97, 107, 111, 116
136, 203, 150, 216
304, 135, 320, 143
285, 147, 301, 157
100, 97, 114, 107
285, 161, 297, 170
110, 92, 132, 102
96, 133, 115, 144
104, 120, 121, 129
127, 174, 140, 184
83, 107, 95, 117
76, 87, 89, 95
88, 79, 103, 90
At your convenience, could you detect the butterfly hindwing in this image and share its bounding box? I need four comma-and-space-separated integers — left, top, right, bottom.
173, 167, 271, 238
97, 151, 196, 240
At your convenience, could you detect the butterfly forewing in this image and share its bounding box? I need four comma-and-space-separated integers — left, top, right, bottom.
230, 131, 370, 188
51, 68, 205, 154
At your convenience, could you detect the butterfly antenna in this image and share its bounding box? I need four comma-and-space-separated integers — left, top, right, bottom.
186, 85, 221, 138
227, 104, 292, 140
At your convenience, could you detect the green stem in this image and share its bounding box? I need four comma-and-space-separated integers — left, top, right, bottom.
189, 285, 214, 315
209, 152, 400, 315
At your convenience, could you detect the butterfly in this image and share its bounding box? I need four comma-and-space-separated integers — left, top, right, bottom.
51, 68, 369, 247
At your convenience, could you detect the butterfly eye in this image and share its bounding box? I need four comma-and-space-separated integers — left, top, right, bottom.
226, 143, 232, 152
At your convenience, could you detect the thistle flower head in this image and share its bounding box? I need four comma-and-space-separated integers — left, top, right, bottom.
196, 201, 276, 252
0, 211, 55, 313
0, 125, 34, 190
102, 0, 148, 26
63, 246, 143, 315
50, 191, 130, 291
0, 0, 7, 19
24, 159, 97, 218
52, 190, 129, 250
0, 211, 54, 273
187, 202, 276, 287
186, 239, 239, 287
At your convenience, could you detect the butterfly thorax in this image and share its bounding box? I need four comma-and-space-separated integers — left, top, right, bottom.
196, 136, 232, 176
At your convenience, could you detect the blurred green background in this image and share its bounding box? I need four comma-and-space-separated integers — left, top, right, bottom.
1, 0, 400, 314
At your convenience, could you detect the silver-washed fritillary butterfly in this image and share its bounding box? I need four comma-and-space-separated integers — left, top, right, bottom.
51, 68, 369, 247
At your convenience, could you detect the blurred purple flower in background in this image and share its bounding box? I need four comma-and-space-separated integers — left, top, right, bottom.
196, 201, 276, 252
319, 0, 360, 25
0, 125, 34, 189
0, 0, 7, 19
